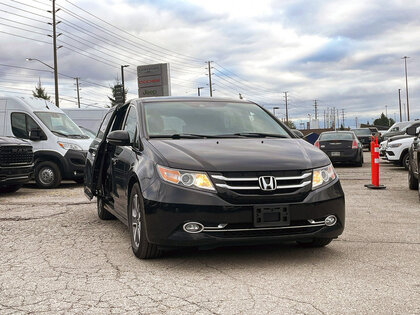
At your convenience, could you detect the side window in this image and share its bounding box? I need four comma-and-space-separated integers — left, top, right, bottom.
11, 113, 43, 139
123, 107, 139, 147
97, 111, 112, 140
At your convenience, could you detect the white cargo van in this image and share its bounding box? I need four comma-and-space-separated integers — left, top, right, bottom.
62, 108, 108, 133
0, 96, 92, 188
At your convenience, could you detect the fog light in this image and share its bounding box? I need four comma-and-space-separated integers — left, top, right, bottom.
325, 215, 337, 226
183, 222, 204, 233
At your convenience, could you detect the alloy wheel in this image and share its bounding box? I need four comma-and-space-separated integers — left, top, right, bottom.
131, 194, 141, 248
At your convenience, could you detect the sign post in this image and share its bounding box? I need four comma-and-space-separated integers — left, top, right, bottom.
137, 63, 171, 98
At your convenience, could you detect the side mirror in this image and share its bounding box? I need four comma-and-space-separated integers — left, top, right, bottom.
29, 128, 42, 141
406, 126, 420, 136
107, 130, 131, 146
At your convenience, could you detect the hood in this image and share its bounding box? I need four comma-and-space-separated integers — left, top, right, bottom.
0, 136, 30, 146
148, 138, 330, 172
388, 134, 411, 142
389, 136, 415, 145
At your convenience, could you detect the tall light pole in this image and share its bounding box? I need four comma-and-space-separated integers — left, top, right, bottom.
197, 86, 204, 96
398, 88, 402, 122
272, 106, 279, 118
402, 56, 410, 120
121, 65, 129, 103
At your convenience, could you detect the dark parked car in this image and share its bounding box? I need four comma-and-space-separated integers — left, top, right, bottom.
315, 131, 363, 166
0, 136, 34, 193
352, 128, 373, 150
407, 125, 419, 199
84, 97, 345, 259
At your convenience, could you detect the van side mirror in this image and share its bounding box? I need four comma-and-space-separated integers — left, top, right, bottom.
107, 130, 131, 146
29, 128, 42, 141
406, 126, 420, 136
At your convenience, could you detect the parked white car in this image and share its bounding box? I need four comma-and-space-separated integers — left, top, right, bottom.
385, 136, 415, 169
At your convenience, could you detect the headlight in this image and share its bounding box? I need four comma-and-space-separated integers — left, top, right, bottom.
157, 165, 215, 191
388, 143, 402, 148
57, 141, 83, 151
312, 164, 336, 190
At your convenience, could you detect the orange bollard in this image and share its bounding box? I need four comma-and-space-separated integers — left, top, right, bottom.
365, 136, 386, 189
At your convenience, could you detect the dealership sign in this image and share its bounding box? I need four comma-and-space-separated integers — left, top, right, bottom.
137, 63, 171, 97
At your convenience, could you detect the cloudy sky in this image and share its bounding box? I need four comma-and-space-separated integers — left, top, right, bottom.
0, 0, 419, 127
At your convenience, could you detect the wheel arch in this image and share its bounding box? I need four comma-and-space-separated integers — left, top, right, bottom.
34, 150, 65, 177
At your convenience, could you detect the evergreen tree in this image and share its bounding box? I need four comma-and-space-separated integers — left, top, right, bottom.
374, 113, 395, 127
32, 78, 50, 100
108, 80, 128, 107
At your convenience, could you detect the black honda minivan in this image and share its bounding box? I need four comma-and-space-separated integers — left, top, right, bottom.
84, 97, 345, 259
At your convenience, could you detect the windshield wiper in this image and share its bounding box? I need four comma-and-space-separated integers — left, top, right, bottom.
51, 130, 69, 137
232, 132, 289, 138
150, 133, 219, 139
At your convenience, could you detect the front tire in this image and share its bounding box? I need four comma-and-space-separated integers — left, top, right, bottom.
128, 183, 161, 259
401, 152, 410, 170
35, 161, 61, 188
298, 238, 333, 247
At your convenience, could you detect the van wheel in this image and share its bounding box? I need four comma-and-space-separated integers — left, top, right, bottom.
0, 185, 22, 193
128, 183, 161, 259
35, 161, 61, 188
97, 196, 115, 220
401, 152, 410, 170
297, 238, 333, 247
408, 165, 418, 190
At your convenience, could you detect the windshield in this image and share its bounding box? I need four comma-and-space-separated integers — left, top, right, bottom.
319, 132, 354, 141
353, 129, 371, 136
144, 101, 290, 138
35, 112, 87, 138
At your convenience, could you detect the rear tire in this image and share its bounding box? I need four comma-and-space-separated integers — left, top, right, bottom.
0, 185, 22, 193
298, 238, 333, 247
128, 183, 161, 259
356, 152, 363, 167
35, 161, 61, 189
97, 196, 115, 220
408, 165, 418, 190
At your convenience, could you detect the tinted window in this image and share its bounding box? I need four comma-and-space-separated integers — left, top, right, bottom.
97, 111, 112, 140
11, 112, 43, 139
353, 129, 371, 136
123, 106, 138, 146
319, 132, 354, 141
144, 101, 290, 137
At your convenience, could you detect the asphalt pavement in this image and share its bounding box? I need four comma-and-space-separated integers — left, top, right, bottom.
0, 152, 419, 314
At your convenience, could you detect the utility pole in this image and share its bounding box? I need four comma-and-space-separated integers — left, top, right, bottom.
398, 89, 402, 122
121, 65, 129, 103
313, 100, 318, 120
402, 56, 410, 120
49, 0, 60, 107
207, 61, 213, 97
75, 77, 80, 108
197, 87, 204, 96
284, 92, 289, 122
355, 117, 358, 128
239, 93, 243, 99
323, 110, 326, 128
341, 109, 345, 128
336, 108, 339, 129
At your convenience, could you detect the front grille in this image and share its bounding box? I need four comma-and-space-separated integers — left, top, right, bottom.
0, 146, 33, 166
210, 170, 312, 204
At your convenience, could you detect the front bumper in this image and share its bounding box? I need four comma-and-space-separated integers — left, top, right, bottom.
0, 164, 33, 185
62, 150, 87, 179
142, 179, 345, 248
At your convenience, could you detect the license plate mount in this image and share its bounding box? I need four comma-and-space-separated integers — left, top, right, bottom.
254, 205, 290, 227
331, 152, 340, 157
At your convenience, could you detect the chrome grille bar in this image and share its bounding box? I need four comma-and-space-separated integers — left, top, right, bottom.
211, 172, 312, 182
215, 180, 311, 190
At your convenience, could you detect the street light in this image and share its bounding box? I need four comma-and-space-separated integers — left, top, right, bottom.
26, 58, 59, 107
272, 106, 279, 117
121, 65, 129, 103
